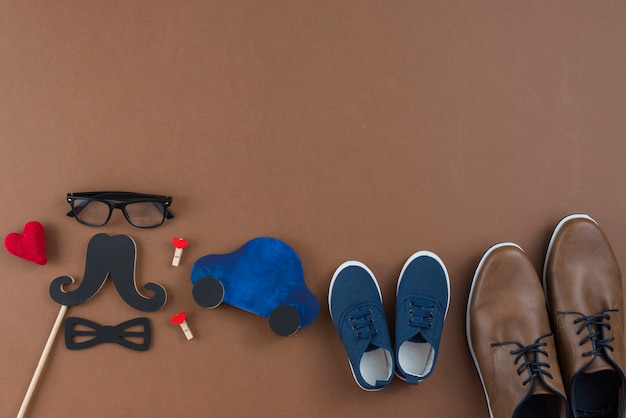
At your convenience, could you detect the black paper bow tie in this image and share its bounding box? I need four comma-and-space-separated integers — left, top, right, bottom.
65, 317, 151, 351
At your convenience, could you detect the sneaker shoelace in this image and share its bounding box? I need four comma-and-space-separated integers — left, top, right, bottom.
571, 310, 617, 357
406, 300, 435, 329
492, 334, 554, 386
348, 308, 378, 340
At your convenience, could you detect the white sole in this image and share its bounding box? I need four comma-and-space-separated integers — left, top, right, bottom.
466, 242, 523, 418
328, 260, 386, 391
395, 250, 451, 382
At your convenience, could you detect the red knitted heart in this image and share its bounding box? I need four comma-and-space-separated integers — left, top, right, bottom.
170, 311, 186, 325
172, 237, 189, 249
4, 221, 48, 265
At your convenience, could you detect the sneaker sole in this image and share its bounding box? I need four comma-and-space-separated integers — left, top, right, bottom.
395, 250, 451, 382
542, 213, 596, 309
466, 242, 523, 418
328, 260, 385, 391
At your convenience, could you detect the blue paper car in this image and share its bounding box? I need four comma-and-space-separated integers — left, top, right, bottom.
190, 237, 319, 336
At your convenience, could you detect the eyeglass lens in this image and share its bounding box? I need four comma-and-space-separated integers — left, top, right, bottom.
124, 201, 166, 227
72, 198, 110, 226
72, 198, 166, 227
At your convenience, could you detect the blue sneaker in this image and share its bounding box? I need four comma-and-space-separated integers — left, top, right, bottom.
329, 261, 394, 391
395, 251, 450, 384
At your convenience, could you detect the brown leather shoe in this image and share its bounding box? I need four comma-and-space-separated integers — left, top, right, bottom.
467, 243, 568, 418
544, 214, 626, 418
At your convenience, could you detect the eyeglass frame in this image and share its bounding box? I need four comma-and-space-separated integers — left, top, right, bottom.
66, 191, 174, 228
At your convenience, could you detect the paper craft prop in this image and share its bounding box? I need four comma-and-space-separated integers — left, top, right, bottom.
4, 221, 48, 265
65, 317, 151, 351
190, 237, 319, 336
170, 311, 193, 340
171, 237, 188, 266
49, 233, 167, 312
17, 305, 68, 418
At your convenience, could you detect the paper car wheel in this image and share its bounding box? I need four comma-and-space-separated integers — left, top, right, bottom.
192, 277, 224, 308
269, 305, 301, 336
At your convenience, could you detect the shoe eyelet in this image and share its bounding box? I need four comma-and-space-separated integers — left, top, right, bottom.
368, 319, 374, 325
352, 325, 357, 330
408, 309, 413, 315
428, 323, 433, 329
368, 308, 372, 314
348, 315, 354, 321
428, 314, 434, 320
430, 304, 435, 309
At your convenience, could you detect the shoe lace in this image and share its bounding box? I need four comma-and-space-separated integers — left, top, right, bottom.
406, 300, 435, 329
572, 310, 616, 357
492, 334, 554, 386
348, 308, 378, 339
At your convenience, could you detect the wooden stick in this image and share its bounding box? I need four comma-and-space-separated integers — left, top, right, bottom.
17, 304, 68, 418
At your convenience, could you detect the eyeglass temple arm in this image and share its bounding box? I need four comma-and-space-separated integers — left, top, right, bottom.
163, 206, 175, 219
66, 198, 90, 218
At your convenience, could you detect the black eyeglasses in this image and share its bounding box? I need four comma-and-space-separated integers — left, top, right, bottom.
66, 192, 174, 228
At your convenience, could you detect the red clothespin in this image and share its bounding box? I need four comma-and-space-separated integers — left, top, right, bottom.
170, 311, 193, 340
171, 237, 188, 267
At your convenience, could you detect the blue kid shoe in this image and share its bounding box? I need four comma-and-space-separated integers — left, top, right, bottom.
329, 261, 394, 391
395, 251, 450, 384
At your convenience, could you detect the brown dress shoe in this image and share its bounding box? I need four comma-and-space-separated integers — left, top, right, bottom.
544, 214, 626, 418
468, 243, 568, 418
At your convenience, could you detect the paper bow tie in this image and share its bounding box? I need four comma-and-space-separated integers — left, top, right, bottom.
65, 317, 151, 351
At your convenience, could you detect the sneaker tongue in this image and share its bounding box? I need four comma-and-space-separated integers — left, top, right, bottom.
409, 334, 427, 344
364, 343, 378, 353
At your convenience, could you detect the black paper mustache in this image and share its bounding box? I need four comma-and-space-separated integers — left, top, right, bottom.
49, 233, 167, 312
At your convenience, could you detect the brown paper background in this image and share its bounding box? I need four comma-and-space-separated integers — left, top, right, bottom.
2, 2, 626, 417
